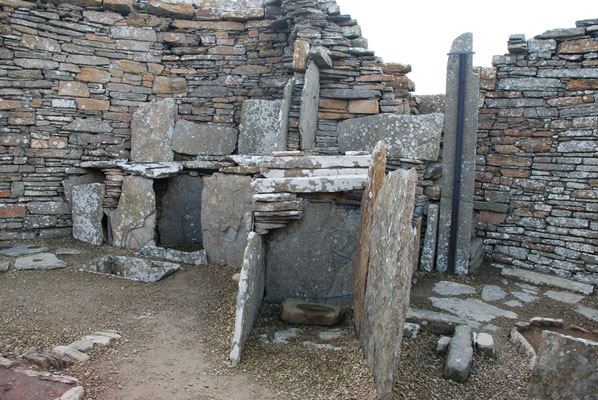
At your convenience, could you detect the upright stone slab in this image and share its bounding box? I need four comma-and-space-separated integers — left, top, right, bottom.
299, 61, 320, 150
352, 141, 387, 334
360, 168, 418, 399
130, 98, 175, 162
420, 204, 439, 271
266, 200, 360, 306
72, 183, 105, 245
338, 113, 444, 161
111, 176, 156, 249
158, 175, 203, 246
238, 99, 286, 155
436, 33, 480, 275
172, 121, 237, 156
529, 331, 598, 399
230, 232, 265, 367
62, 172, 104, 208
201, 173, 253, 269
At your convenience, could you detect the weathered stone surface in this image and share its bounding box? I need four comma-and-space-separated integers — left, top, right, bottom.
172, 120, 237, 156
137, 246, 207, 265
131, 98, 175, 162
111, 26, 156, 42
72, 183, 105, 246
309, 46, 333, 69
103, 0, 134, 14
320, 88, 380, 99
543, 290, 584, 304
238, 99, 286, 155
80, 334, 113, 347
348, 99, 379, 114
481, 285, 508, 302
62, 172, 104, 208
59, 386, 85, 400
68, 340, 93, 353
299, 62, 320, 151
528, 331, 598, 399
111, 176, 156, 250
407, 308, 480, 335
201, 173, 252, 269
0, 261, 9, 272
231, 155, 371, 169
251, 174, 367, 194
360, 168, 418, 399
281, 298, 344, 326
444, 325, 473, 382
158, 175, 203, 246
80, 256, 179, 282
500, 268, 594, 295
473, 332, 496, 358
14, 253, 67, 270
353, 141, 386, 333
148, 0, 195, 19
83, 10, 123, 25
436, 336, 451, 354
338, 113, 444, 161
63, 119, 112, 133
420, 204, 439, 272
293, 39, 310, 72
0, 244, 48, 257
52, 346, 89, 363
437, 33, 480, 275
58, 81, 90, 97
576, 305, 598, 323
430, 297, 518, 322
432, 281, 476, 296
266, 200, 359, 305
230, 232, 265, 367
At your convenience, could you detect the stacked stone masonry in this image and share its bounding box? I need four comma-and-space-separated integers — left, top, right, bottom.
0, 0, 414, 240
476, 19, 598, 286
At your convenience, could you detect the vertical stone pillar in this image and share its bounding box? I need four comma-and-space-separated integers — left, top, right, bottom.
436, 33, 480, 275
299, 61, 320, 150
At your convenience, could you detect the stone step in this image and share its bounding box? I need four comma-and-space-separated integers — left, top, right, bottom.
500, 268, 594, 295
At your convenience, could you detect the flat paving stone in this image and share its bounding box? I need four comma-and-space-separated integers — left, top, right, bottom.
501, 267, 593, 295
504, 300, 523, 308
430, 297, 518, 322
575, 305, 598, 323
55, 248, 83, 256
406, 308, 480, 335
481, 285, 508, 301
432, 281, 477, 296
14, 253, 67, 270
0, 244, 48, 257
515, 282, 539, 293
544, 290, 584, 304
511, 291, 538, 303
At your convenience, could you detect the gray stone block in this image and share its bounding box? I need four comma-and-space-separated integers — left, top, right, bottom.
72, 183, 105, 245
444, 325, 473, 383
299, 61, 320, 150
338, 113, 444, 161
131, 98, 175, 162
238, 99, 286, 155
158, 175, 203, 246
172, 120, 237, 156
420, 204, 439, 271
14, 253, 68, 270
62, 172, 104, 208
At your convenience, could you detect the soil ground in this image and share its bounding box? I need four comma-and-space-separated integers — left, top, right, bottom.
1, 237, 597, 399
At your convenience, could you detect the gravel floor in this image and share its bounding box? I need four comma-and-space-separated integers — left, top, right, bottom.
1, 237, 597, 399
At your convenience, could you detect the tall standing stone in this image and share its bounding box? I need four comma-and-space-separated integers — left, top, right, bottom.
436, 33, 480, 275
72, 183, 105, 245
201, 173, 253, 269
352, 141, 387, 334
111, 176, 156, 249
157, 175, 203, 246
238, 99, 287, 155
420, 204, 439, 272
360, 168, 418, 399
130, 98, 175, 162
229, 232, 265, 367
299, 61, 320, 150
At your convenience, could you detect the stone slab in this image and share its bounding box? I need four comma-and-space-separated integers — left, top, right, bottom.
432, 281, 476, 296
68, 340, 93, 353
511, 291, 538, 303
543, 290, 584, 304
14, 253, 67, 270
481, 285, 508, 302
528, 331, 598, 400
52, 346, 90, 363
420, 204, 439, 272
251, 175, 367, 193
111, 176, 156, 250
430, 297, 518, 322
576, 305, 598, 323
0, 260, 8, 272
299, 61, 320, 150
406, 308, 480, 335
281, 299, 344, 326
157, 175, 203, 246
137, 246, 207, 266
80, 256, 179, 282
338, 113, 444, 161
172, 120, 237, 156
130, 98, 175, 162
230, 232, 265, 367
265, 200, 359, 306
444, 325, 473, 382
238, 99, 286, 155
0, 244, 48, 257
201, 173, 253, 269
360, 168, 418, 399
436, 33, 479, 275
353, 142, 387, 334
62, 172, 104, 208
230, 155, 371, 169
500, 267, 594, 295
72, 183, 105, 245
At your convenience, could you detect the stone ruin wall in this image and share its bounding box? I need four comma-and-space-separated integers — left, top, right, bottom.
0, 0, 415, 241
475, 19, 598, 285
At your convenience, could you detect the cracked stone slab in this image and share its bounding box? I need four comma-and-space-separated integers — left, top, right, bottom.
71, 183, 104, 245
432, 281, 476, 296
14, 253, 67, 270
543, 290, 584, 304
0, 244, 48, 257
481, 285, 508, 302
430, 297, 518, 322
501, 267, 593, 295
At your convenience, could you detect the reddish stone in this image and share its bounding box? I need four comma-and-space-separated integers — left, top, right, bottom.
486, 154, 532, 167
0, 204, 26, 217
0, 190, 9, 198
77, 67, 111, 83
559, 38, 598, 53
75, 98, 110, 111
567, 79, 598, 90
348, 99, 379, 114
0, 99, 21, 110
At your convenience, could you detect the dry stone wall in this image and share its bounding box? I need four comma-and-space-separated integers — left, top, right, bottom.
476, 19, 598, 285
0, 0, 414, 240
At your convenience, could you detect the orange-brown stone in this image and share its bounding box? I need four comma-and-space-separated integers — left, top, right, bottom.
58, 81, 90, 97
77, 67, 111, 83
0, 204, 26, 217
75, 98, 110, 111
348, 99, 379, 114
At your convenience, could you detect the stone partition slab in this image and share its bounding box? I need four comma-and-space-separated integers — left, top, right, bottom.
230, 232, 265, 367
337, 113, 444, 161
72, 183, 105, 245
238, 99, 287, 155
360, 168, 418, 399
201, 173, 253, 269
172, 121, 237, 156
130, 98, 175, 162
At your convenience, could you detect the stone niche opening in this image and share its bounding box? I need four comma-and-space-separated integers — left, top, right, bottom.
154, 173, 204, 251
